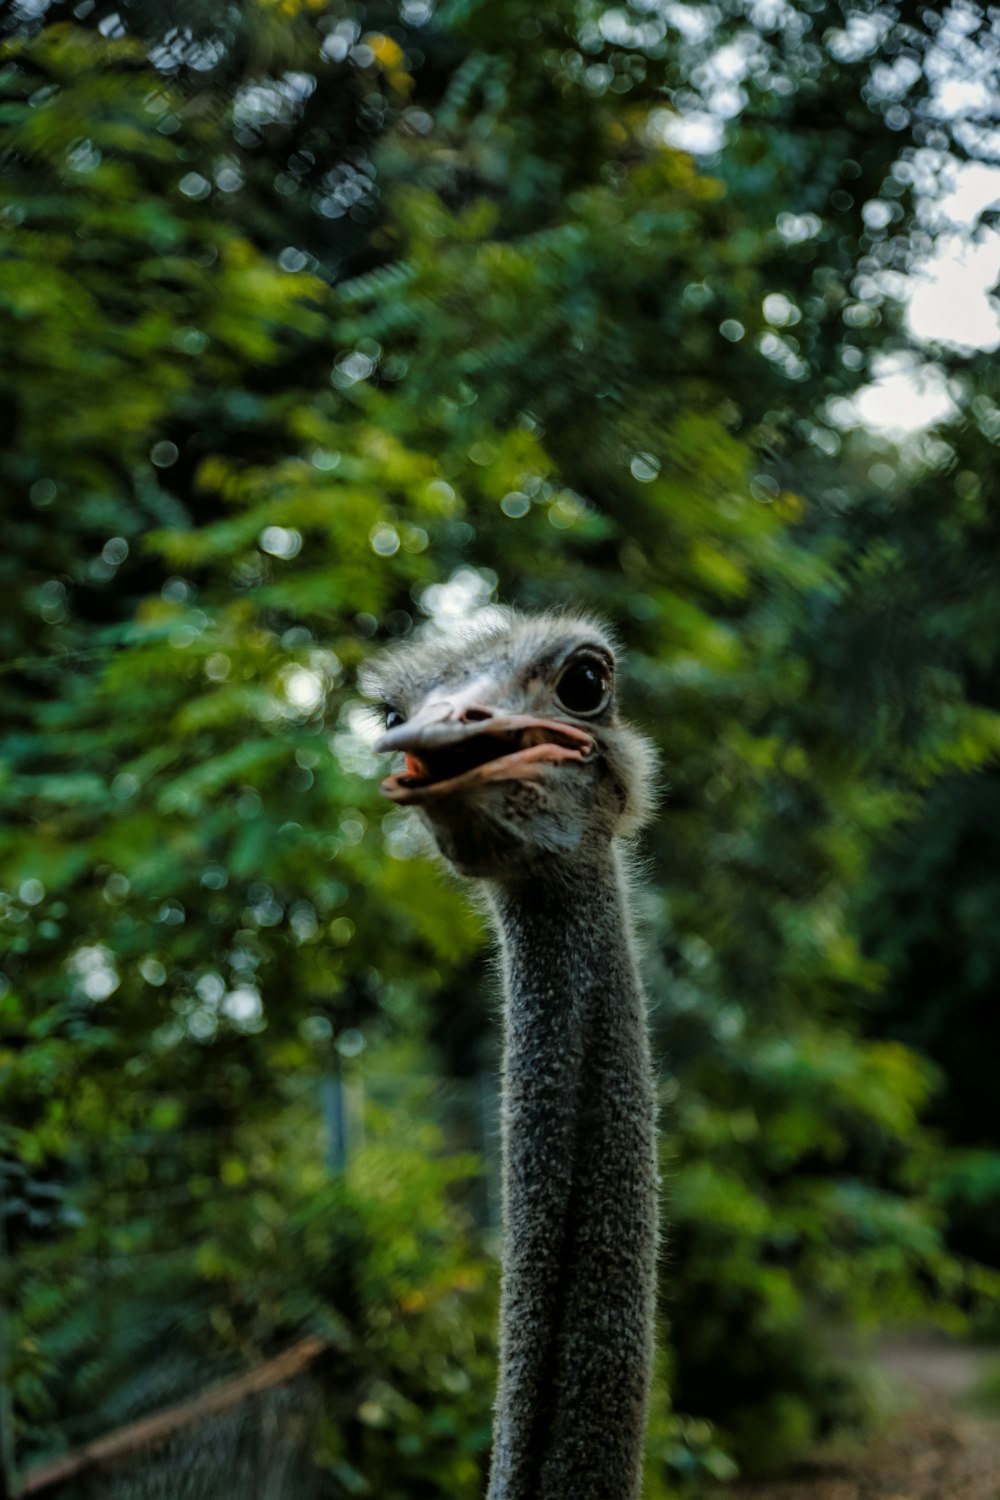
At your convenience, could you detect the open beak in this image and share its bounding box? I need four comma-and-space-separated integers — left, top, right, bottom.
375, 711, 595, 805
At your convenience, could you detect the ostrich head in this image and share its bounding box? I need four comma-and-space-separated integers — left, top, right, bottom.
362, 610, 655, 879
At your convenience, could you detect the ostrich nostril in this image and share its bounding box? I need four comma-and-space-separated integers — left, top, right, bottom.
460, 706, 495, 723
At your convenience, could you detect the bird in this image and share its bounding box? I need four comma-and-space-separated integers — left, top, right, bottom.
363, 609, 659, 1500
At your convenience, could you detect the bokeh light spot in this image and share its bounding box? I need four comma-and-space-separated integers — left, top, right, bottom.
370, 524, 401, 556
150, 441, 179, 468
259, 526, 303, 559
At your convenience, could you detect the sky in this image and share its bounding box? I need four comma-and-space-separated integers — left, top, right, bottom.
659, 3, 1000, 438
856, 161, 1000, 433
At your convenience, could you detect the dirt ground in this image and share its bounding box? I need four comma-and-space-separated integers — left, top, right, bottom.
719, 1338, 1000, 1500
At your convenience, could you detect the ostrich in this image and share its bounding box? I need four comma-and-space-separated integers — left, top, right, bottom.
364, 611, 659, 1500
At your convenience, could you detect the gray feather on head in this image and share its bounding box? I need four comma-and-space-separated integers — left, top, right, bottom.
362, 608, 658, 880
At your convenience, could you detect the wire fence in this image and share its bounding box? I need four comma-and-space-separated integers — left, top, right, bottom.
5, 1068, 500, 1500
15, 1340, 327, 1500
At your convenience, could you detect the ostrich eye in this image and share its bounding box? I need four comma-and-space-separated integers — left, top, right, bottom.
384, 707, 406, 731
555, 656, 610, 716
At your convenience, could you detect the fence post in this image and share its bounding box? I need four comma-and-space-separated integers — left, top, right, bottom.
320, 1065, 347, 1175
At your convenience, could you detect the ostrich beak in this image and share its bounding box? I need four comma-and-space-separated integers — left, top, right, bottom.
375, 707, 595, 804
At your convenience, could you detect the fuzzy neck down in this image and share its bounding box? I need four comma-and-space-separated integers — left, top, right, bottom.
485, 849, 658, 1500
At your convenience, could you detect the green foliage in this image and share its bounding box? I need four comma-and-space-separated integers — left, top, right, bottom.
10, 1088, 497, 1492
2, 1, 1000, 1493
660, 1026, 967, 1471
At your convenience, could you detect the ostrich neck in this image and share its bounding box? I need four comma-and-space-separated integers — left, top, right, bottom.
486, 849, 658, 1500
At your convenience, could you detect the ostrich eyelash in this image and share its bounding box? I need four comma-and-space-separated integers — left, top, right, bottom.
360, 702, 395, 736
